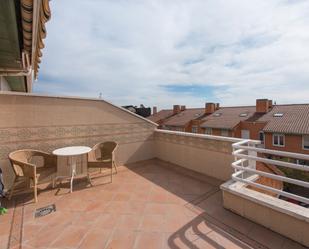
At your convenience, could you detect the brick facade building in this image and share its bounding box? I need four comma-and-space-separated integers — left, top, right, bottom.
148, 99, 309, 155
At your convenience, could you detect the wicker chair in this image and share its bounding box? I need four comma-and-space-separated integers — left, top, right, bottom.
8, 149, 57, 202
88, 141, 118, 183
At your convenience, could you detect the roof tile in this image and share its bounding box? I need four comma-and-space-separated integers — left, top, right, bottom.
259, 105, 309, 135
164, 108, 205, 127
147, 109, 174, 123
201, 106, 256, 129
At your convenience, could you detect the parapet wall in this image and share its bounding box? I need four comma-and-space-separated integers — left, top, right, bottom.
0, 93, 157, 188
154, 130, 241, 181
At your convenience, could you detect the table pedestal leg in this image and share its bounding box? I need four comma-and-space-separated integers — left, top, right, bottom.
70, 156, 77, 193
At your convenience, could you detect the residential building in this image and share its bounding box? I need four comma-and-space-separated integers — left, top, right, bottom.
200, 104, 256, 137
122, 104, 151, 117
252, 103, 309, 155
163, 106, 205, 132
147, 107, 175, 128
148, 103, 220, 132
151, 99, 309, 156
239, 99, 309, 156
0, 0, 50, 92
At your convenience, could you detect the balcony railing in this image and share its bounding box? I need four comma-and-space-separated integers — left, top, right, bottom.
232, 139, 309, 205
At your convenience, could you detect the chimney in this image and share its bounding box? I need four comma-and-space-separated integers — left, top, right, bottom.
215, 103, 220, 110
180, 105, 186, 111
173, 105, 181, 115
256, 99, 270, 113
205, 103, 216, 114
268, 100, 273, 110
153, 106, 157, 115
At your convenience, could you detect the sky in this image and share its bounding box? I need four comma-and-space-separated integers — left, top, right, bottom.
34, 0, 309, 109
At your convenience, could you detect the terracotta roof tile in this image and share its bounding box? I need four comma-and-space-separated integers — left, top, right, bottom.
164, 108, 205, 127
200, 106, 256, 129
147, 109, 174, 123
259, 104, 309, 135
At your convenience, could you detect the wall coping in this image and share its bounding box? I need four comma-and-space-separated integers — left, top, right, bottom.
221, 180, 309, 222
155, 129, 250, 143
0, 91, 158, 127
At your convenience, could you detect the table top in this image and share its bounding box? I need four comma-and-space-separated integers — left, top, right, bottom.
53, 146, 92, 156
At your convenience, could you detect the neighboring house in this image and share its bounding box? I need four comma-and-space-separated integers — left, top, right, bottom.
254, 103, 309, 155
201, 99, 309, 156
147, 103, 220, 132
149, 99, 309, 156
163, 107, 205, 132
200, 104, 256, 137
122, 105, 151, 117
0, 0, 51, 92
147, 107, 175, 128
163, 103, 219, 132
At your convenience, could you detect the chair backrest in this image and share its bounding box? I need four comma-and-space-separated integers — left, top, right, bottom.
8, 150, 46, 177
90, 141, 118, 161
8, 150, 32, 176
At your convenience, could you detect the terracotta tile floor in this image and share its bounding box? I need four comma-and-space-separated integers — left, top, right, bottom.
0, 159, 306, 249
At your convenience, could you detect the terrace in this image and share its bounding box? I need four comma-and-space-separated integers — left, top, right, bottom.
1, 159, 305, 249
0, 92, 308, 249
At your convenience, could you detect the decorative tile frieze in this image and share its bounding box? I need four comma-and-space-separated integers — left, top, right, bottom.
0, 123, 155, 160
0, 123, 154, 143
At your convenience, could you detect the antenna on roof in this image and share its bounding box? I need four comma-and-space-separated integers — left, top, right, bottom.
99, 92, 102, 99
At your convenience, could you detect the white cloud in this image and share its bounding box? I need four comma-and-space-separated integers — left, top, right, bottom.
36, 0, 309, 109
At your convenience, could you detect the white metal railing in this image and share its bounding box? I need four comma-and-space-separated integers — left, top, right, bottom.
232, 139, 309, 205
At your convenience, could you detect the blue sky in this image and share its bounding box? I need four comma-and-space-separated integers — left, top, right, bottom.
35, 0, 309, 109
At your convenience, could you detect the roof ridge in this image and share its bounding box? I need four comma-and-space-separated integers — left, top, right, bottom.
274, 103, 309, 107
219, 105, 256, 108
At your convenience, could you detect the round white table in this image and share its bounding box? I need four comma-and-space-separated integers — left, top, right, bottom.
53, 146, 92, 193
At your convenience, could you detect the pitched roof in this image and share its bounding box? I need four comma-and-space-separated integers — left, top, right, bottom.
164, 108, 205, 127
200, 106, 256, 130
147, 109, 174, 124
258, 104, 309, 135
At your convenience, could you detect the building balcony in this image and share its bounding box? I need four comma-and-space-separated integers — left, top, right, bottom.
0, 92, 308, 249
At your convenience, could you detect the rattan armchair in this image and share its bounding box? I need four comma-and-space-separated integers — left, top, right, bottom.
87, 141, 118, 183
8, 149, 57, 202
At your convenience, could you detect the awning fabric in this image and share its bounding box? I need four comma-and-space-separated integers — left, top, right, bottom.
21, 0, 51, 78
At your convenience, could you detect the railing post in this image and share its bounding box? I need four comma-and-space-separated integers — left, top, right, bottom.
248, 141, 257, 170
231, 139, 309, 204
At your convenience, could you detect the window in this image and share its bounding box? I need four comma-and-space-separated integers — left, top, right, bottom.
221, 129, 229, 137
241, 130, 250, 139
214, 113, 222, 117
259, 131, 265, 143
273, 113, 284, 117
273, 134, 285, 147
303, 135, 309, 150
239, 113, 248, 117
192, 126, 198, 133
205, 128, 212, 135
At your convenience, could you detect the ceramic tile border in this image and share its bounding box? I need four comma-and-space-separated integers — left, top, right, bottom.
0, 123, 155, 160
